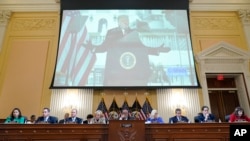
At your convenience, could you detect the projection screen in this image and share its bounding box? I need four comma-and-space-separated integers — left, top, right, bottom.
51, 0, 200, 88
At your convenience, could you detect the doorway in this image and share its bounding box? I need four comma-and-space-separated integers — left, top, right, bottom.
206, 77, 240, 122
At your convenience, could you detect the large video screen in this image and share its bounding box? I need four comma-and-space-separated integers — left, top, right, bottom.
51, 0, 200, 88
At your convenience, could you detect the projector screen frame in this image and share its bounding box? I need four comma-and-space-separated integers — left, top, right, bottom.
50, 0, 201, 89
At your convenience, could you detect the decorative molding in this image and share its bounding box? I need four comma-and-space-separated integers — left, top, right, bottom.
12, 18, 57, 31
238, 9, 250, 24
118, 128, 136, 141
0, 0, 59, 12
192, 17, 237, 30
0, 0, 249, 12
196, 41, 250, 62
195, 41, 250, 113
0, 10, 11, 26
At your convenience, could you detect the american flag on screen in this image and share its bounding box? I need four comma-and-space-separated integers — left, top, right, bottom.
57, 10, 96, 86
96, 97, 109, 119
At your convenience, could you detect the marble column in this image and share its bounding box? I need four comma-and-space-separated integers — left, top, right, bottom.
238, 9, 250, 49
0, 10, 11, 52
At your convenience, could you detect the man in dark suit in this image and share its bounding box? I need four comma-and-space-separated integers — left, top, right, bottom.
169, 108, 189, 123
35, 108, 58, 124
197, 106, 215, 123
93, 15, 170, 86
58, 113, 69, 124
66, 108, 83, 124
119, 108, 134, 120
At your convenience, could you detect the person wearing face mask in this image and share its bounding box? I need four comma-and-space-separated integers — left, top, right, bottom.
229, 106, 250, 122
197, 106, 215, 123
4, 108, 26, 124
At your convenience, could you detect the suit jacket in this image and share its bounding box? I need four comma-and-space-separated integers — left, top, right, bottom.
58, 119, 67, 124
83, 119, 90, 124
35, 116, 58, 124
197, 113, 215, 122
119, 116, 135, 120
169, 116, 189, 123
90, 117, 106, 124
66, 117, 83, 124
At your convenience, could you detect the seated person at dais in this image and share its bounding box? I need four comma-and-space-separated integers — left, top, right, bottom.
26, 114, 36, 124
229, 106, 250, 122
35, 107, 58, 124
5, 108, 26, 124
66, 109, 83, 124
169, 108, 189, 123
89, 110, 106, 124
146, 109, 164, 124
59, 113, 70, 124
108, 111, 119, 120
83, 114, 94, 124
119, 108, 134, 120
196, 106, 215, 123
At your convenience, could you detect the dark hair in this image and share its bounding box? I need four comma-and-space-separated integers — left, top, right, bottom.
201, 106, 209, 111
234, 106, 245, 116
43, 107, 50, 112
175, 108, 181, 113
10, 108, 22, 120
30, 115, 36, 118
86, 114, 94, 119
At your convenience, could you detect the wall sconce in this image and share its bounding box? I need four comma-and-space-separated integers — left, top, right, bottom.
62, 89, 80, 112
170, 89, 187, 114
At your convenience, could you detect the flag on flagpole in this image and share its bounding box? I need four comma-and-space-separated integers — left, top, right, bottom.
142, 97, 153, 118
56, 10, 96, 86
96, 97, 108, 119
109, 98, 120, 113
121, 99, 130, 110
131, 98, 146, 120
121, 98, 132, 117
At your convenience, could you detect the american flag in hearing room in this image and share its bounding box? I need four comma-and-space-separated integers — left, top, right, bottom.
96, 97, 109, 119
131, 98, 147, 120
121, 99, 132, 117
121, 99, 130, 110
57, 10, 96, 86
141, 97, 153, 118
109, 98, 120, 114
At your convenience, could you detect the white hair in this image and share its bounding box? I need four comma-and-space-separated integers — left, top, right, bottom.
150, 109, 158, 118
95, 110, 103, 115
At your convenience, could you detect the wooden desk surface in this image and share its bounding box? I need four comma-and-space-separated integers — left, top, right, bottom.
0, 122, 249, 141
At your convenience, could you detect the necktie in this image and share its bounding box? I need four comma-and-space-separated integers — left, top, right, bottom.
122, 29, 126, 35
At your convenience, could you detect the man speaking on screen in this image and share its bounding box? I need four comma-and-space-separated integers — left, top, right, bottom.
92, 14, 171, 86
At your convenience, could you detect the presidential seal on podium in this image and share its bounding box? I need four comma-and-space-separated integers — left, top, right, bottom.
120, 52, 136, 70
